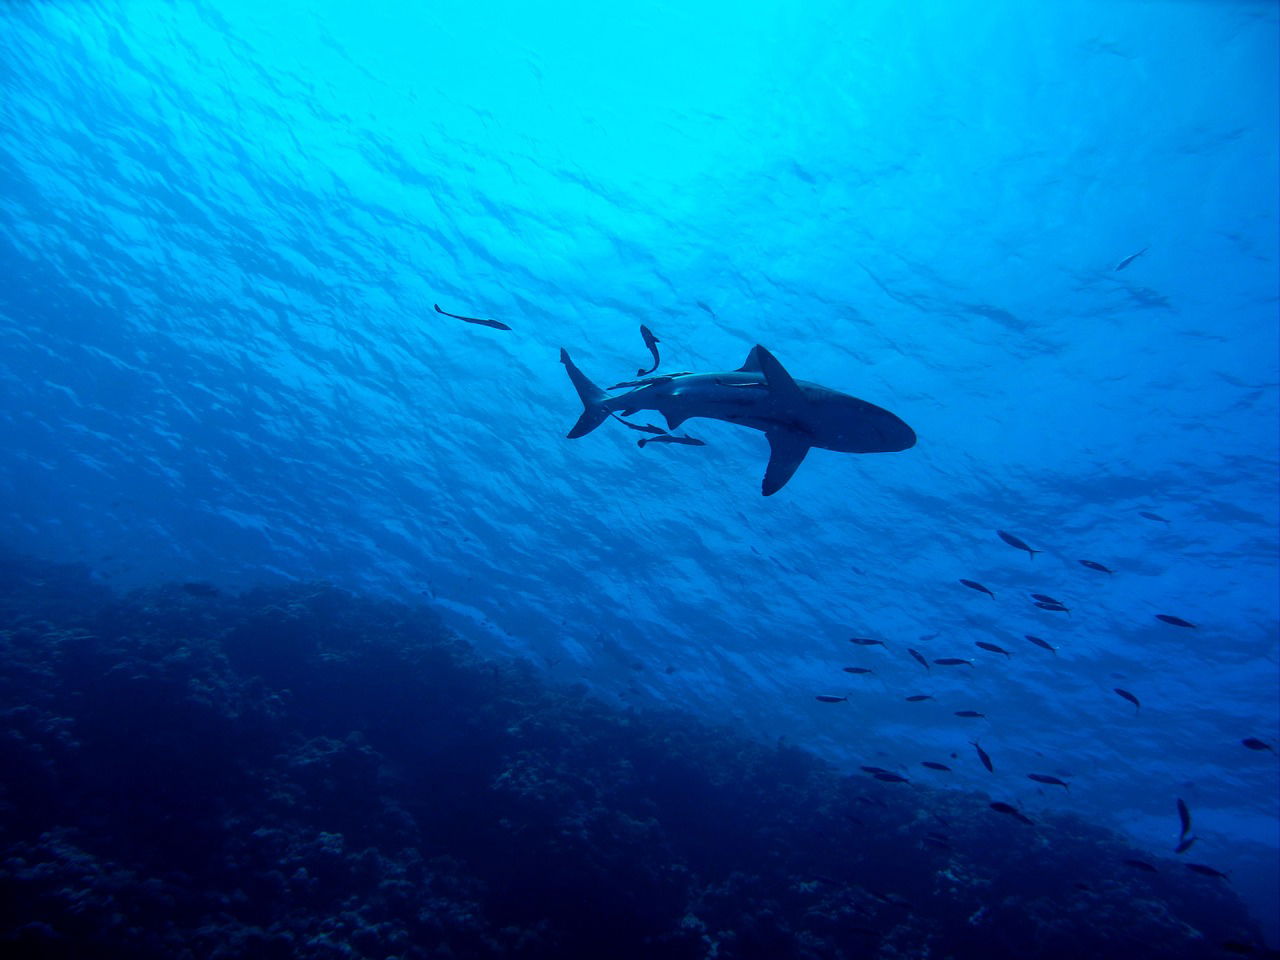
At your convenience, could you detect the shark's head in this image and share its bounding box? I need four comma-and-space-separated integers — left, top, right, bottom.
812, 391, 917, 454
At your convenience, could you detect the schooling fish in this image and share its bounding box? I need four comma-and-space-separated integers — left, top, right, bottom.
1242, 737, 1274, 752
1123, 858, 1158, 873
815, 695, 849, 703
1115, 247, 1148, 271
1035, 602, 1070, 613
934, 658, 974, 667
1114, 688, 1141, 713
904, 695, 935, 702
1177, 798, 1192, 839
1025, 635, 1057, 654
975, 641, 1011, 658
638, 434, 706, 448
1174, 835, 1198, 855
433, 303, 512, 331
1030, 593, 1064, 605
954, 710, 986, 719
874, 772, 910, 783
849, 637, 887, 647
971, 740, 994, 773
990, 802, 1034, 825
1079, 560, 1114, 574
1185, 863, 1230, 881
1156, 614, 1197, 628
959, 579, 995, 598
1028, 773, 1070, 790
921, 761, 952, 771
1139, 511, 1170, 524
860, 766, 891, 774
907, 648, 931, 671
636, 324, 662, 375
842, 666, 875, 675
997, 529, 1041, 559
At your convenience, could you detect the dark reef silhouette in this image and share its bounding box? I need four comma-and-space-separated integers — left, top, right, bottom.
0, 553, 1266, 959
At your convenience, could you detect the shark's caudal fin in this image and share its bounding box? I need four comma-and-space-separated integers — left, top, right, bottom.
560, 349, 611, 438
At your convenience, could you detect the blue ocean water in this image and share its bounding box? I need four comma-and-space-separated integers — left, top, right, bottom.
1, 0, 1277, 954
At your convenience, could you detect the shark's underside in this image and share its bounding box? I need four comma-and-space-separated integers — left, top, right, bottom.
560, 344, 915, 495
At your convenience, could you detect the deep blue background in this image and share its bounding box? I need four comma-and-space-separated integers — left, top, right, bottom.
1, 0, 1277, 941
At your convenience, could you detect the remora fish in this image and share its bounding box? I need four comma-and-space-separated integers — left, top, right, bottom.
1025, 635, 1057, 654
637, 434, 705, 449
560, 345, 916, 496
434, 303, 511, 331
959, 578, 995, 598
636, 324, 662, 375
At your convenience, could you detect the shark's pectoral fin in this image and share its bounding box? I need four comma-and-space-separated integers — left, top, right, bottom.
762, 431, 811, 496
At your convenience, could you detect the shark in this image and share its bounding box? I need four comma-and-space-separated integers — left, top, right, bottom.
560, 344, 915, 495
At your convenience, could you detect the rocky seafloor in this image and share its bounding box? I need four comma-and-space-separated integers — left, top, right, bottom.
0, 553, 1270, 959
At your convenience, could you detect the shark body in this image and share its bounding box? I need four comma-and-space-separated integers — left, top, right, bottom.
560, 344, 915, 495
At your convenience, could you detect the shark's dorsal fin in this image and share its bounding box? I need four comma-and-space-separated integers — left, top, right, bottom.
753, 346, 806, 406
763, 431, 811, 496
737, 346, 766, 373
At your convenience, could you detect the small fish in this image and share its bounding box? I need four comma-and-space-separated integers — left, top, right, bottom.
997, 529, 1041, 559
1176, 798, 1192, 839
989, 802, 1034, 825
1185, 863, 1230, 880
1114, 688, 1141, 713
1027, 773, 1070, 790
1174, 835, 1198, 855
433, 303, 511, 331
1079, 560, 1114, 574
954, 710, 986, 719
975, 641, 1011, 658
638, 434, 705, 448
860, 766, 891, 775
1155, 614, 1197, 628
1122, 858, 1158, 873
907, 648, 931, 671
1115, 246, 1148, 271
971, 740, 994, 773
849, 637, 886, 647
1139, 511, 1170, 524
921, 761, 952, 771
1242, 737, 1274, 752
1030, 593, 1064, 605
1029, 601, 1070, 616
874, 772, 910, 783
1220, 941, 1258, 955
1024, 635, 1057, 654
934, 658, 974, 667
959, 578, 995, 598
636, 324, 661, 375
904, 695, 935, 702
842, 666, 875, 675
181, 581, 219, 597
1035, 602, 1070, 613
815, 695, 848, 703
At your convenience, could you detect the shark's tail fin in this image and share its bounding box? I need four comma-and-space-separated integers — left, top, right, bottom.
560, 348, 610, 438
